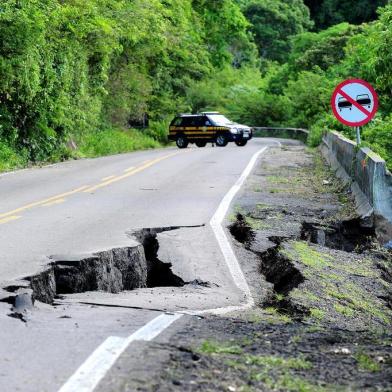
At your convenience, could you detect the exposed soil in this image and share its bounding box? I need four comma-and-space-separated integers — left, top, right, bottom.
124, 144, 392, 392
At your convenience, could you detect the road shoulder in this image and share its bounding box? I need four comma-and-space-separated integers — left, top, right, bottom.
112, 143, 392, 391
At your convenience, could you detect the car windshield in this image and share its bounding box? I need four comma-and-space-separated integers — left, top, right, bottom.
207, 114, 234, 126
357, 94, 370, 100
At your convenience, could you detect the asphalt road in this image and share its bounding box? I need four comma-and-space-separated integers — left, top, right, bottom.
0, 138, 280, 392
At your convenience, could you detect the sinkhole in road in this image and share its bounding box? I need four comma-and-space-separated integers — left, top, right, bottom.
4, 227, 190, 305
229, 213, 255, 245
300, 219, 375, 253
229, 214, 309, 319
258, 240, 309, 320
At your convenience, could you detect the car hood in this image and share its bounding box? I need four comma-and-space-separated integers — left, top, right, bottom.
229, 123, 252, 130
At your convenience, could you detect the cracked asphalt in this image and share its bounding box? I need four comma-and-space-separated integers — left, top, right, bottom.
0, 139, 288, 392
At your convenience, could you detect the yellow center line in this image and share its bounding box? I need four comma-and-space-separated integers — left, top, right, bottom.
124, 166, 135, 173
41, 198, 66, 208
102, 175, 116, 181
0, 185, 90, 219
0, 150, 184, 220
0, 216, 22, 225
84, 151, 181, 193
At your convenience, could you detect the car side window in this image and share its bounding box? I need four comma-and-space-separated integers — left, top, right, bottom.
180, 117, 192, 127
195, 116, 210, 126
173, 118, 182, 126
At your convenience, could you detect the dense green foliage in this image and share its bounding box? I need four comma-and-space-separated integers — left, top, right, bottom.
241, 0, 313, 63
304, 0, 389, 29
0, 0, 391, 171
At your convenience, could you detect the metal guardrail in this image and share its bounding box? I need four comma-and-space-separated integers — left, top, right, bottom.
252, 127, 309, 142
253, 127, 309, 135
322, 131, 392, 245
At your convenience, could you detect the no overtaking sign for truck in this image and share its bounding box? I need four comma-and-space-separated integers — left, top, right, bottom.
331, 79, 378, 127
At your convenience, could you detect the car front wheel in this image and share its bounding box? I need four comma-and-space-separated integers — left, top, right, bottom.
176, 135, 189, 149
235, 140, 248, 147
216, 134, 228, 147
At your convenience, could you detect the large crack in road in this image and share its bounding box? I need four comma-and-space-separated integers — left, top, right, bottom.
1, 225, 216, 322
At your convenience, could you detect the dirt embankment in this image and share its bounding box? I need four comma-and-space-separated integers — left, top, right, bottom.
125, 145, 392, 392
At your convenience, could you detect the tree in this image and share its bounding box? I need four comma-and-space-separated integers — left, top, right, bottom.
241, 0, 313, 63
193, 0, 258, 68
289, 23, 362, 73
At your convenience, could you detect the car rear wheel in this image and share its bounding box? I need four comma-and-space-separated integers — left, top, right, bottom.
235, 140, 248, 147
195, 141, 207, 148
216, 134, 228, 147
176, 135, 188, 149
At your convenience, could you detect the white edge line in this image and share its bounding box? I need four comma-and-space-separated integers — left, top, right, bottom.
206, 146, 268, 315
58, 313, 182, 392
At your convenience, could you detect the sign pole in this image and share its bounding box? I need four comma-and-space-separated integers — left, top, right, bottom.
356, 126, 361, 146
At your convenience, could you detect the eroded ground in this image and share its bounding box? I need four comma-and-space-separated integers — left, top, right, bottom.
123, 144, 392, 392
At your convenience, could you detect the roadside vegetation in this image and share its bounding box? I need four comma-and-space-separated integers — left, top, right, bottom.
0, 0, 391, 171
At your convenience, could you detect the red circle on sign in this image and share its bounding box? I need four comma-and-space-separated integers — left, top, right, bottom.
331, 79, 378, 127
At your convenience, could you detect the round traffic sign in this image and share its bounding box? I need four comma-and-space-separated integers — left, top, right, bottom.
331, 79, 378, 127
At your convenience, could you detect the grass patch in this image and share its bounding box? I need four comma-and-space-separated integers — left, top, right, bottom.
245, 216, 270, 230
334, 262, 378, 278
263, 307, 292, 324
227, 355, 322, 391
260, 373, 330, 392
266, 175, 290, 185
310, 308, 325, 320
292, 289, 319, 303
355, 353, 381, 372
283, 241, 333, 269
199, 340, 243, 355
334, 303, 355, 317
256, 203, 269, 211
245, 354, 312, 370
228, 206, 246, 222
321, 278, 391, 324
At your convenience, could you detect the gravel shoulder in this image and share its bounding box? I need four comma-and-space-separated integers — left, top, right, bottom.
115, 143, 392, 392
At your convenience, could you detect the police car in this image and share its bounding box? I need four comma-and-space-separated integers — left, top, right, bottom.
168, 112, 253, 149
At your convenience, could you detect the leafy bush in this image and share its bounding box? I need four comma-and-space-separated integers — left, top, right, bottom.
145, 120, 171, 145
0, 142, 28, 172
79, 129, 160, 158
362, 116, 392, 170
